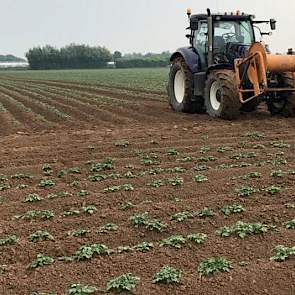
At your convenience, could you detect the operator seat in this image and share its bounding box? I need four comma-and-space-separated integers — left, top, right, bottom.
213, 36, 226, 62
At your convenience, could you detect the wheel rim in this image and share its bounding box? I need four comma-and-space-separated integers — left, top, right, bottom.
210, 81, 222, 111
174, 69, 185, 103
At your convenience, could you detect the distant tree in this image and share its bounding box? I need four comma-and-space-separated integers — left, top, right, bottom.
26, 44, 112, 70
113, 51, 122, 61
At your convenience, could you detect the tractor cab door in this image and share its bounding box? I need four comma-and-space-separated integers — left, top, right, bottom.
193, 21, 208, 70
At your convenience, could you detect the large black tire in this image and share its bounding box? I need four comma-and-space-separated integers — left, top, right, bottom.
204, 70, 241, 120
267, 72, 295, 117
241, 97, 260, 112
168, 57, 204, 113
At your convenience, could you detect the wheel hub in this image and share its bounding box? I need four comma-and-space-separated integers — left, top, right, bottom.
210, 81, 222, 111
174, 70, 185, 103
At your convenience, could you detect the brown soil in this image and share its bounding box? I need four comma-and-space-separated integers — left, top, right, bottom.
0, 77, 294, 295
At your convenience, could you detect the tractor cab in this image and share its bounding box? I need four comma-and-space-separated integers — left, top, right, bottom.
189, 12, 255, 69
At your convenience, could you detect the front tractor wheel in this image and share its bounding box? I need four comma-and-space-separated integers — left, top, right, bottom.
168, 57, 204, 113
204, 70, 241, 120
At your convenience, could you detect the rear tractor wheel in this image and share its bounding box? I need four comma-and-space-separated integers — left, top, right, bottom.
267, 72, 295, 117
204, 70, 241, 120
168, 57, 204, 113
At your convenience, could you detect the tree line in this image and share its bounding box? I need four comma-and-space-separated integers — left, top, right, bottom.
25, 44, 171, 70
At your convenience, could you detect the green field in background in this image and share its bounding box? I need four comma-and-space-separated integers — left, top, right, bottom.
0, 68, 169, 93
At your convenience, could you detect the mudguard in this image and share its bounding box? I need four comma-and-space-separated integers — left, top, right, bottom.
170, 47, 200, 73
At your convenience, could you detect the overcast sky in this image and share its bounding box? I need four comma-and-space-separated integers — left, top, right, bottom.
2, 0, 295, 58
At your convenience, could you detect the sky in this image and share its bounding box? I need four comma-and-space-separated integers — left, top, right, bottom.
1, 0, 295, 58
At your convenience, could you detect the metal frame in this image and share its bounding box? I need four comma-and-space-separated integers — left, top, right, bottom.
234, 53, 295, 104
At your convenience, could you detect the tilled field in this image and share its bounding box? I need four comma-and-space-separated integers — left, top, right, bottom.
0, 76, 294, 295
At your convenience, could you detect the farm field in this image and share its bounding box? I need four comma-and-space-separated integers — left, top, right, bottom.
0, 69, 294, 295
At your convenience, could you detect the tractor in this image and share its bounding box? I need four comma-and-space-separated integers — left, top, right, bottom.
168, 8, 295, 120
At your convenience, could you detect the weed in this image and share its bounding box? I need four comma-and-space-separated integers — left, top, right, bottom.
221, 204, 245, 216
284, 219, 295, 229
271, 245, 295, 262
160, 235, 186, 249
107, 273, 140, 292
187, 233, 207, 245
24, 193, 43, 203
194, 175, 208, 183
153, 266, 182, 284
30, 254, 54, 269
134, 242, 154, 253
29, 230, 54, 242
0, 235, 18, 246
217, 221, 275, 239
198, 257, 232, 277
67, 284, 97, 295
97, 223, 118, 233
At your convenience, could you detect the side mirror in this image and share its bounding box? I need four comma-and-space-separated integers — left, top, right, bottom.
270, 19, 276, 30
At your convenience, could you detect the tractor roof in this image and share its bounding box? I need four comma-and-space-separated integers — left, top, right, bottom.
190, 13, 253, 22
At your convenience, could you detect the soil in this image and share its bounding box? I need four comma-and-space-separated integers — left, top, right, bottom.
0, 77, 294, 295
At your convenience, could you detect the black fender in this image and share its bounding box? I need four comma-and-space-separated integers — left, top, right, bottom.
170, 47, 200, 73
206, 63, 234, 74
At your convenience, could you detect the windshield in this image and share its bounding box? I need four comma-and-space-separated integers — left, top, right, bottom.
214, 21, 254, 45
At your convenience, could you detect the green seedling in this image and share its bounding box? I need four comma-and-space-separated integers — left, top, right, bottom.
39, 179, 55, 188
29, 230, 54, 242
194, 164, 209, 171
198, 257, 232, 277
97, 223, 118, 233
91, 158, 114, 172
264, 186, 281, 195
160, 235, 186, 249
147, 180, 164, 188
82, 205, 97, 215
167, 148, 179, 156
30, 254, 54, 269
187, 233, 207, 245
221, 204, 245, 216
217, 221, 275, 239
134, 242, 154, 253
153, 266, 182, 284
75, 244, 110, 261
115, 140, 129, 148
118, 201, 134, 210
196, 207, 214, 218
271, 245, 295, 262
107, 273, 140, 293
0, 235, 18, 246
194, 175, 208, 183
236, 186, 257, 197
67, 284, 97, 295
24, 193, 43, 203
67, 229, 90, 237
77, 190, 89, 197
171, 211, 194, 222
167, 176, 183, 186
284, 219, 295, 229
20, 210, 54, 220
271, 170, 285, 178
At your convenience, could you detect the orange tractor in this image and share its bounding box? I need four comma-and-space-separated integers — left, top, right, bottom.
168, 8, 295, 119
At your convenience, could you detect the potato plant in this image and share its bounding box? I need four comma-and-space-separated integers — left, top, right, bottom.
198, 257, 232, 277
106, 273, 140, 293
153, 266, 182, 284
30, 254, 54, 269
